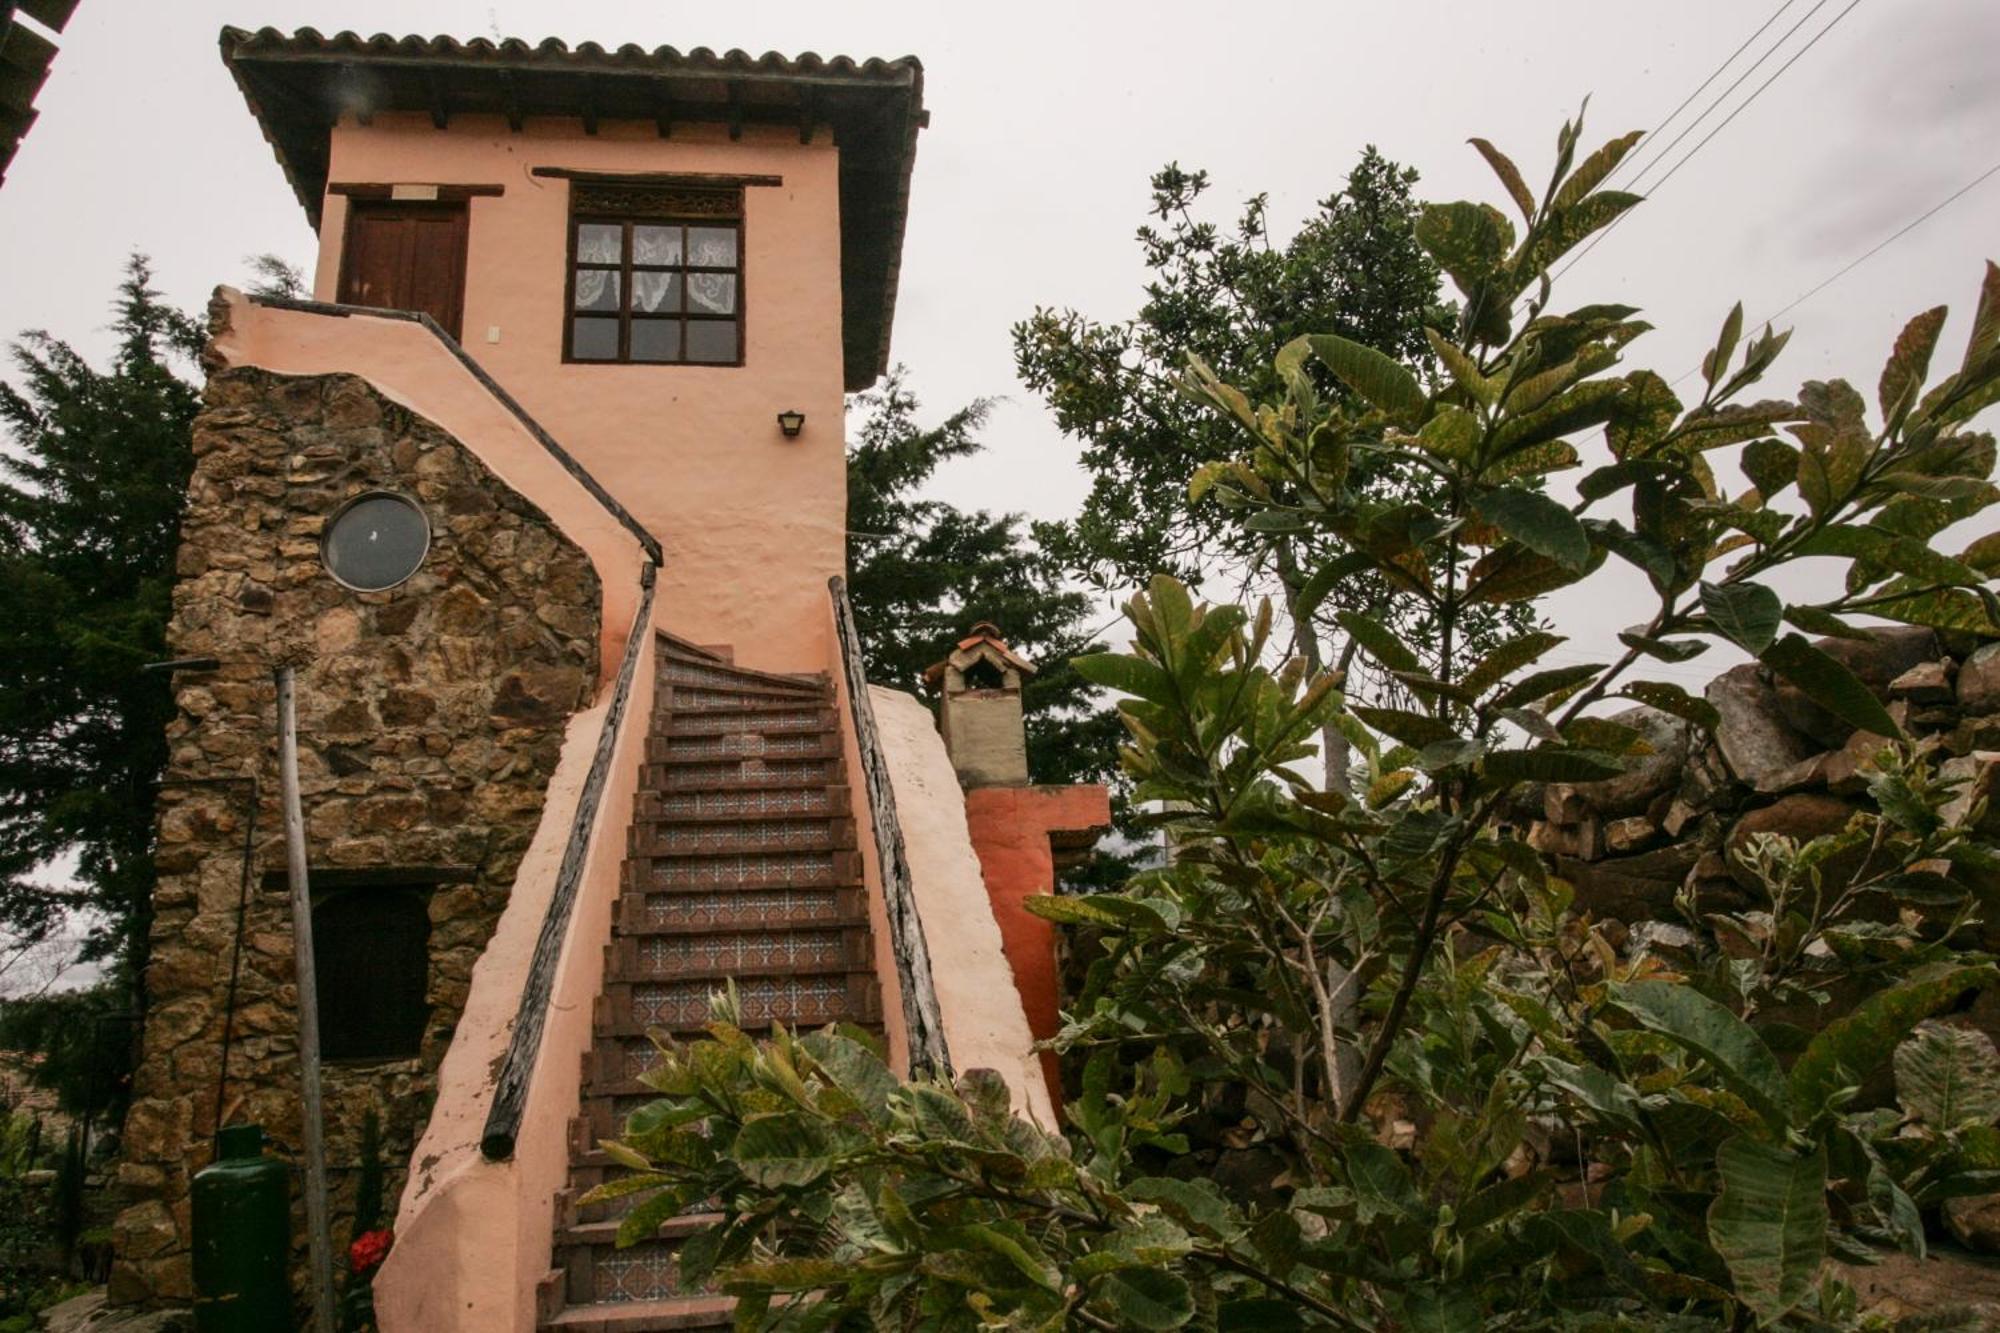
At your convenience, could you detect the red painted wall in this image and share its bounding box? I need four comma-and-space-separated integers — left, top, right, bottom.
961, 785, 1111, 1106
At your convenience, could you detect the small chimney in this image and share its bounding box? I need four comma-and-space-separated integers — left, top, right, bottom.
925, 622, 1037, 788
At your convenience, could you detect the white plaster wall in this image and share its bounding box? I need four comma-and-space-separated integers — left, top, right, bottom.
868, 687, 1055, 1126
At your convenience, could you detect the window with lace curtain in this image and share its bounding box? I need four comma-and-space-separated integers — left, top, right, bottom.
564, 181, 743, 365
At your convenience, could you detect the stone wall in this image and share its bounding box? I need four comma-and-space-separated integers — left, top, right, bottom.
110, 367, 601, 1306
1520, 625, 1999, 995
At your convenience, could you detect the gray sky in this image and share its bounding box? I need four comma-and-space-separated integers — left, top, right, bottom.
3, 0, 1997, 676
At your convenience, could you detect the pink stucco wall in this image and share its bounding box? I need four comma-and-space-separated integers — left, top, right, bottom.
308, 112, 849, 674
372, 610, 657, 1333
870, 687, 1056, 1125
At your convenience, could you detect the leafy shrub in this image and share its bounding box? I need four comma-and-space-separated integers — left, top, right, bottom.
598, 110, 2000, 1330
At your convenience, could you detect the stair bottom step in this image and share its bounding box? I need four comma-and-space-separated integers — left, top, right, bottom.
544, 1295, 735, 1331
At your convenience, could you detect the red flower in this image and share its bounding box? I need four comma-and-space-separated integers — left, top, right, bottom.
348, 1227, 394, 1274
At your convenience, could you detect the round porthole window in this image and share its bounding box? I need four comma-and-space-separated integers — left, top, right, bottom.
321, 491, 431, 592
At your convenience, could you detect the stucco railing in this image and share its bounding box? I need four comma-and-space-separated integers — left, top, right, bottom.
480, 563, 656, 1160
244, 295, 662, 565
828, 575, 952, 1078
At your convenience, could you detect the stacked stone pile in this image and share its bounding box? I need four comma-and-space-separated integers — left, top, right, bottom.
1520, 627, 1999, 932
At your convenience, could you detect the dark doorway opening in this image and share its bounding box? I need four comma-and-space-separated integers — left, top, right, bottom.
311, 883, 432, 1063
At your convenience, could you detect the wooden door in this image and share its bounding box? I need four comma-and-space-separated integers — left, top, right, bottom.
337, 201, 469, 339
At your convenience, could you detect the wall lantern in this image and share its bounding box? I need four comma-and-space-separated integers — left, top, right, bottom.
776, 410, 806, 439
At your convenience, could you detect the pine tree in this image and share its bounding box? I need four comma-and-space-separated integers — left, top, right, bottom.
0, 255, 202, 966
844, 369, 1124, 815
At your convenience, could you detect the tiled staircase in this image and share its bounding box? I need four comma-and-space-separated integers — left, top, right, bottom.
538, 634, 883, 1331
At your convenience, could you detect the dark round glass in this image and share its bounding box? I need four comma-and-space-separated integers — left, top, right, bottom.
322, 492, 430, 592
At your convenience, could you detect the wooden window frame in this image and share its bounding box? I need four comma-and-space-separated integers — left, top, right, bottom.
562, 184, 746, 367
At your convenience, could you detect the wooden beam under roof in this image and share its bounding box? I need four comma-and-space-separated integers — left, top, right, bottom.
497, 66, 523, 131
421, 66, 448, 128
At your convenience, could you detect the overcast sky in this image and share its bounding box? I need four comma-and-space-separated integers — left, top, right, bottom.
3, 0, 1997, 681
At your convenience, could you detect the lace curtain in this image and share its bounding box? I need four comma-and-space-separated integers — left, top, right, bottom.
574, 225, 620, 310
572, 222, 737, 316
688, 229, 736, 314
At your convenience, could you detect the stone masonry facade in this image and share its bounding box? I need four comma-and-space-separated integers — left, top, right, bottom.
1516, 626, 2000, 1046
110, 364, 601, 1306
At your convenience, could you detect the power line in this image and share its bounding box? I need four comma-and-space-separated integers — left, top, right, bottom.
1761, 160, 2000, 326
1551, 0, 1865, 286
1616, 0, 1818, 191
1637, 0, 1864, 200
1671, 156, 2000, 388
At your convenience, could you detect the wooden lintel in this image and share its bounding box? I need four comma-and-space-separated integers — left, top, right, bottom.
529, 166, 782, 188
327, 182, 505, 201
258, 864, 478, 892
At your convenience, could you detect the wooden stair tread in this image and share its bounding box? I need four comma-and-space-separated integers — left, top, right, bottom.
546, 631, 880, 1322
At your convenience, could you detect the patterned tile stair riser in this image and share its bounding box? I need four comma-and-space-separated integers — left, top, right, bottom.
537, 635, 883, 1329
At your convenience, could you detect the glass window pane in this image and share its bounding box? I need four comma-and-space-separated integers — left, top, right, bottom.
633, 270, 681, 314
576, 223, 621, 264
323, 493, 430, 591
687, 273, 736, 315
633, 224, 682, 266
687, 226, 737, 268
631, 320, 681, 363
573, 269, 620, 312
685, 320, 738, 363
571, 316, 619, 360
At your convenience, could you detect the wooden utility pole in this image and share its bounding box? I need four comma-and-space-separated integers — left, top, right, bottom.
276, 664, 338, 1331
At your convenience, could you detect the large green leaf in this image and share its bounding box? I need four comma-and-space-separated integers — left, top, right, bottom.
1489, 662, 1602, 709
1552, 129, 1643, 211
1895, 1021, 2000, 1130
1337, 609, 1422, 676
730, 1113, 833, 1188
1869, 586, 2000, 637
1472, 487, 1591, 571
1482, 746, 1625, 784
1742, 437, 1800, 497
1619, 680, 1721, 729
1609, 980, 1791, 1130
1700, 580, 1782, 654
1462, 631, 1566, 697
1126, 1177, 1245, 1240
1791, 964, 1997, 1115
1073, 652, 1176, 705
1353, 705, 1461, 749
1092, 1267, 1195, 1330
1469, 136, 1536, 220
1308, 333, 1428, 427
1795, 523, 1985, 587
1759, 633, 1903, 740
1416, 200, 1514, 291
1707, 1138, 1828, 1325
1880, 305, 1948, 423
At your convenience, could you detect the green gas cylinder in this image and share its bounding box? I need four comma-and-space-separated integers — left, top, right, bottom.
191, 1123, 292, 1332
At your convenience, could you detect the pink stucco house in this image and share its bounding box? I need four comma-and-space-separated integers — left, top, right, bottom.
112, 27, 1106, 1332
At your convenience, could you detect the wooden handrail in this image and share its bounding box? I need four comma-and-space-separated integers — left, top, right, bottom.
829, 576, 952, 1078
481, 563, 656, 1160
